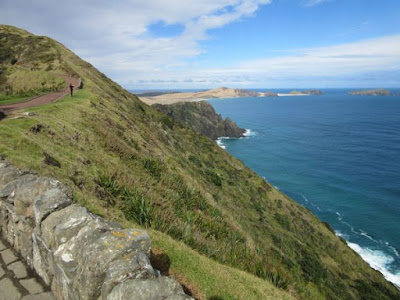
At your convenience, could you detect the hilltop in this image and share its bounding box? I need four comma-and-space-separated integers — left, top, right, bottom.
1, 25, 399, 299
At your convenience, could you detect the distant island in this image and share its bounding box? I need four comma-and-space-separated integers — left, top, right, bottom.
348, 89, 392, 96
139, 87, 322, 105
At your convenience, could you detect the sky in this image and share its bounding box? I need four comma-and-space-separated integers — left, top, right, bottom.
1, 0, 400, 89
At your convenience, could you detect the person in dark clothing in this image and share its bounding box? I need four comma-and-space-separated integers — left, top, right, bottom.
69, 84, 74, 96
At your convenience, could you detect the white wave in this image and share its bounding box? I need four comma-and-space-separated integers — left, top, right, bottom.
335, 230, 349, 239
216, 139, 226, 149
335, 212, 342, 221
386, 243, 400, 258
274, 185, 280, 190
347, 242, 400, 288
301, 194, 321, 211
243, 129, 257, 137
359, 230, 378, 243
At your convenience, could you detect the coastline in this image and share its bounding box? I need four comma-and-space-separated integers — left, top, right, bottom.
207, 94, 400, 290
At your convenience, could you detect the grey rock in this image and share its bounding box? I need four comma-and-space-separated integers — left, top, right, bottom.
33, 187, 72, 230
41, 205, 92, 249
107, 277, 193, 300
0, 174, 37, 203
0, 162, 20, 190
13, 177, 71, 220
101, 251, 155, 298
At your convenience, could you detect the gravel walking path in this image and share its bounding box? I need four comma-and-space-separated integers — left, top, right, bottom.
0, 76, 79, 113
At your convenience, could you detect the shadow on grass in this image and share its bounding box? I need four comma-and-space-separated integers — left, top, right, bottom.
150, 250, 198, 298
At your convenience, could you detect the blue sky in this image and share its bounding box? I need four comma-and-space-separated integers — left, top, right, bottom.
1, 0, 400, 88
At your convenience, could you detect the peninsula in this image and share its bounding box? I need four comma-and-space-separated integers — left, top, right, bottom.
139, 87, 277, 105
139, 88, 324, 104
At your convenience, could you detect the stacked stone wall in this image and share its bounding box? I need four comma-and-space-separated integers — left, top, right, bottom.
0, 158, 192, 300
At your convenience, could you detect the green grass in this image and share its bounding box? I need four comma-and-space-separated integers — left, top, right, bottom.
0, 68, 65, 97
149, 230, 295, 300
1, 25, 399, 300
0, 94, 30, 105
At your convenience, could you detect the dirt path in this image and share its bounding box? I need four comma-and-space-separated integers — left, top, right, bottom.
0, 76, 79, 113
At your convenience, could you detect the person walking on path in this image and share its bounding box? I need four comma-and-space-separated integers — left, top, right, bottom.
69, 83, 74, 96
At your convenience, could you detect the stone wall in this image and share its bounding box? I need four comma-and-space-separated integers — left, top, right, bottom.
0, 158, 193, 300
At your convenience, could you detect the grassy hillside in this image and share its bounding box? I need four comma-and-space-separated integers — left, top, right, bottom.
0, 25, 399, 300
0, 25, 66, 103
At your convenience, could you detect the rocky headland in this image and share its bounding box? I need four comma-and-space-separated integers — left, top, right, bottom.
153, 101, 246, 140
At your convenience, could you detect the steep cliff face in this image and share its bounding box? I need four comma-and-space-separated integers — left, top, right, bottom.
1, 25, 399, 300
153, 101, 245, 140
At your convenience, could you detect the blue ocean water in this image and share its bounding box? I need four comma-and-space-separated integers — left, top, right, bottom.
208, 89, 400, 287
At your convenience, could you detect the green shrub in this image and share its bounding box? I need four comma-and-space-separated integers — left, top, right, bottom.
122, 188, 153, 227
96, 174, 121, 197
142, 157, 163, 178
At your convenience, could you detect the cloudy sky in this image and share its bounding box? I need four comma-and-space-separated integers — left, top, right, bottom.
1, 0, 400, 89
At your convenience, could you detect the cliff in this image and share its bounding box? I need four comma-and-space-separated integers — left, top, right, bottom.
1, 25, 399, 300
153, 101, 246, 140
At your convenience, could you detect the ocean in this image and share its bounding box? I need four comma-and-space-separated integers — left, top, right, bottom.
208, 89, 400, 288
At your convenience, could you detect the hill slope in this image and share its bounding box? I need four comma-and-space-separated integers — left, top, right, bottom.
0, 25, 399, 300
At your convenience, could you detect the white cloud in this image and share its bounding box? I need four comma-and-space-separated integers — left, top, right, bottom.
0, 0, 271, 81
122, 34, 400, 88
304, 0, 332, 7
1, 1, 399, 88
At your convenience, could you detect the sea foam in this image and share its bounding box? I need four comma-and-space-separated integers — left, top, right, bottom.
243, 129, 256, 137
216, 139, 226, 149
336, 231, 400, 288
348, 242, 400, 288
